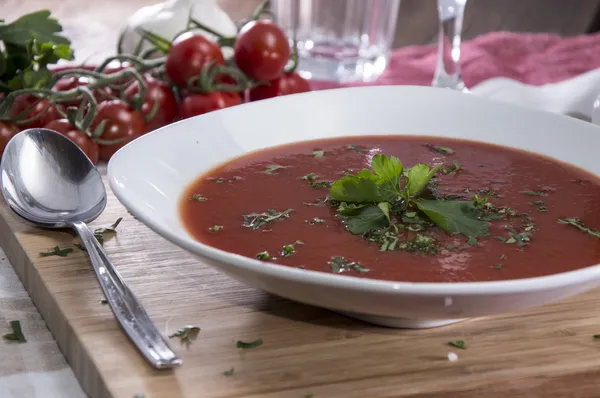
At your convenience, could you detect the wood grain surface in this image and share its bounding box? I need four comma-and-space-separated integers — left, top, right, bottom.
4, 1, 600, 397
3, 175, 600, 398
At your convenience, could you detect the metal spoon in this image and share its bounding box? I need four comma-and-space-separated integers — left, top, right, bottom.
0, 128, 181, 369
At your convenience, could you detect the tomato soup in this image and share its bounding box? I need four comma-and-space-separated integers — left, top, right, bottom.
180, 136, 600, 283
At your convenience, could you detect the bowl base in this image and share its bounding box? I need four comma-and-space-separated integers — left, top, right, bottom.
337, 311, 468, 329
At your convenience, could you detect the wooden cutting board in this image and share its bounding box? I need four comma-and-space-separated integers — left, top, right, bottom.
3, 174, 600, 398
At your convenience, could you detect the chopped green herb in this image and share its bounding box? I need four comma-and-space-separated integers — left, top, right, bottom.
467, 237, 478, 246
426, 144, 454, 155
311, 180, 332, 189
448, 340, 467, 349
237, 338, 263, 349
306, 217, 325, 225
491, 264, 502, 269
558, 218, 600, 238
168, 325, 200, 347
190, 194, 208, 201
208, 176, 241, 183
442, 160, 462, 174
445, 244, 459, 251
522, 188, 550, 196
500, 254, 506, 260
328, 257, 370, 274
301, 172, 318, 181
209, 225, 223, 232
243, 209, 293, 230
303, 197, 330, 207
593, 334, 600, 340
281, 241, 303, 257
255, 251, 272, 261
223, 367, 235, 376
397, 234, 439, 254
100, 297, 108, 304
265, 165, 286, 174
73, 243, 85, 251
530, 200, 548, 212
3, 320, 26, 342
40, 246, 73, 257
573, 179, 590, 185
312, 150, 325, 158
93, 217, 123, 244
346, 145, 368, 152
305, 394, 314, 398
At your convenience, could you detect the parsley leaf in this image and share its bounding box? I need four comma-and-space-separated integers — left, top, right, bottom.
405, 164, 441, 197
264, 165, 285, 174
448, 340, 467, 349
168, 325, 200, 347
0, 11, 70, 46
558, 217, 600, 238
40, 246, 73, 257
3, 320, 26, 342
312, 150, 325, 158
237, 338, 263, 349
414, 199, 489, 237
371, 153, 403, 182
330, 175, 383, 203
340, 204, 389, 234
243, 209, 293, 230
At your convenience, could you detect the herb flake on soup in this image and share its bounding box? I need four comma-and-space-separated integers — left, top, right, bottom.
180, 136, 600, 283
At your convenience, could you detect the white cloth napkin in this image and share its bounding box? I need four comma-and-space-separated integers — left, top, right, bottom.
471, 67, 600, 122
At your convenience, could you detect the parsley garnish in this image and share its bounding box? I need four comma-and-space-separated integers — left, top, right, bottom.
223, 367, 235, 376
237, 338, 263, 349
425, 144, 454, 155
558, 218, 600, 238
100, 298, 108, 304
209, 225, 223, 232
346, 145, 368, 152
328, 154, 488, 244
522, 188, 550, 196
190, 194, 207, 201
313, 150, 325, 158
208, 176, 241, 183
94, 217, 123, 244
255, 251, 272, 261
301, 172, 318, 181
3, 320, 26, 342
328, 257, 370, 274
306, 217, 325, 225
40, 246, 73, 257
243, 209, 293, 230
303, 198, 329, 207
168, 325, 200, 347
491, 264, 502, 269
442, 161, 461, 174
448, 340, 467, 349
281, 241, 303, 257
530, 200, 547, 212
311, 180, 332, 189
265, 165, 285, 174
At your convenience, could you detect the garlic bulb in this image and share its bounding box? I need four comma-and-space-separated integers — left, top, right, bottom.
119, 0, 238, 58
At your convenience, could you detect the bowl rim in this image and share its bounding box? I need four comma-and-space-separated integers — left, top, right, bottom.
107, 85, 600, 296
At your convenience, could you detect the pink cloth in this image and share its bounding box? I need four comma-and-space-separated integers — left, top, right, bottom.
311, 31, 600, 90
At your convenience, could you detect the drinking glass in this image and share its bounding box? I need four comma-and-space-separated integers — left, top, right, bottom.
270, 0, 401, 83
432, 0, 468, 92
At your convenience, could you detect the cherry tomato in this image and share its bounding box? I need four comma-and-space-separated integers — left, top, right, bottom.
166, 33, 225, 88
10, 96, 63, 128
250, 72, 310, 101
44, 119, 100, 164
91, 100, 145, 161
0, 122, 19, 158
124, 74, 178, 132
53, 76, 113, 105
179, 92, 242, 119
234, 21, 291, 81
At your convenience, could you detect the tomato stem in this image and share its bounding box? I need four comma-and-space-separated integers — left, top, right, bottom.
284, 40, 300, 74
250, 0, 270, 21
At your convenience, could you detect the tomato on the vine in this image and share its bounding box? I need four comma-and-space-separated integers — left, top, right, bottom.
103, 60, 133, 85
53, 76, 113, 105
179, 92, 242, 119
44, 119, 100, 164
90, 100, 145, 161
165, 32, 225, 88
124, 74, 178, 133
0, 122, 19, 158
10, 96, 62, 128
234, 21, 291, 81
249, 72, 310, 101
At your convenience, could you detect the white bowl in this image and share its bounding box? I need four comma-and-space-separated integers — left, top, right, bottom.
107, 85, 600, 329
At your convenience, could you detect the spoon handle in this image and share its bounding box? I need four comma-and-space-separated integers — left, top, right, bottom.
71, 220, 182, 369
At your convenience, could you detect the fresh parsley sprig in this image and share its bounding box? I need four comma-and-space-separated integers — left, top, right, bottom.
328, 154, 489, 241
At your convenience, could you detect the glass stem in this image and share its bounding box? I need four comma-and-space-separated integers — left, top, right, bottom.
432, 0, 467, 92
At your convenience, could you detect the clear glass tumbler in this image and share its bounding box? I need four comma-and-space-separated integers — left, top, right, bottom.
270, 0, 401, 83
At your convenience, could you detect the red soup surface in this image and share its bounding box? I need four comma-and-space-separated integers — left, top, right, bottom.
180, 136, 600, 283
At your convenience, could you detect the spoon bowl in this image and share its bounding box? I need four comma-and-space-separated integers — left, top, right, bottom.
1, 128, 181, 369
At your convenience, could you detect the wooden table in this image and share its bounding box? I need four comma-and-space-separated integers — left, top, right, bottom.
3, 1, 600, 398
